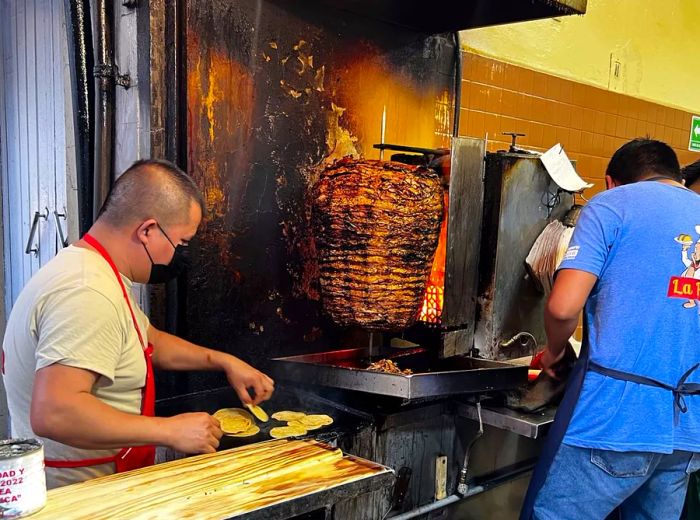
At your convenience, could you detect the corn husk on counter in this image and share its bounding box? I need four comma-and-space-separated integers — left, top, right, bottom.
33, 439, 391, 519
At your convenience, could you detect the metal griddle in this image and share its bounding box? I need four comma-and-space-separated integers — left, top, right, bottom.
270, 347, 526, 400
156, 384, 374, 452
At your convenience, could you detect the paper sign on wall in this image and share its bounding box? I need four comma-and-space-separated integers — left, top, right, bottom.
540, 143, 593, 192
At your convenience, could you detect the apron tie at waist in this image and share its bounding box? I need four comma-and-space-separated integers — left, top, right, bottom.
589, 361, 700, 425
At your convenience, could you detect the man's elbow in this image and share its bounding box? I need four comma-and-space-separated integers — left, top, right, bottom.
30, 400, 65, 440
546, 299, 581, 322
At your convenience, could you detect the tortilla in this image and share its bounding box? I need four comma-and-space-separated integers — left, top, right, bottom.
271, 411, 307, 422
228, 424, 261, 438
269, 425, 308, 439
245, 403, 269, 422
213, 408, 254, 434
299, 414, 333, 428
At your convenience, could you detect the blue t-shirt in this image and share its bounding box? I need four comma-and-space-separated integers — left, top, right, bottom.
560, 181, 700, 453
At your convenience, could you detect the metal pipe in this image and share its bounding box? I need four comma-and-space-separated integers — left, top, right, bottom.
93, 0, 116, 220
388, 495, 461, 520
63, 0, 94, 234
388, 461, 536, 520
457, 398, 483, 495
163, 0, 186, 334
452, 31, 462, 138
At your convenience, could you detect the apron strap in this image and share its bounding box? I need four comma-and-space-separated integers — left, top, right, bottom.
83, 233, 147, 350
589, 361, 700, 424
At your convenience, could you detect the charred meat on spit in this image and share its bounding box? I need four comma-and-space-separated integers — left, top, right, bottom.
312, 158, 444, 331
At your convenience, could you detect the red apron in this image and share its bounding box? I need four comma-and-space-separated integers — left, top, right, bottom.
44, 233, 156, 473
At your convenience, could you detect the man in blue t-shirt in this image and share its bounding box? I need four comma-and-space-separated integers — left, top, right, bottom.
532, 139, 700, 519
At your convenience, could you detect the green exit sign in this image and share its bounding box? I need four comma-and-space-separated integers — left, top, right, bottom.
690, 116, 700, 152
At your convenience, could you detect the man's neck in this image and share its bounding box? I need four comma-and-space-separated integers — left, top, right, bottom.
77, 222, 136, 281
638, 174, 686, 189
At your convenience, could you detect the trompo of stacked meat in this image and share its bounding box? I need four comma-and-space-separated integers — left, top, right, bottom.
311, 158, 444, 330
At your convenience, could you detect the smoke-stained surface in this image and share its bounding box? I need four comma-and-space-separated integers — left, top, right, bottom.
157, 0, 455, 398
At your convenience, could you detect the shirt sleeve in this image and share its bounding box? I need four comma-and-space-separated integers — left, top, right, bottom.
558, 199, 622, 278
33, 287, 125, 382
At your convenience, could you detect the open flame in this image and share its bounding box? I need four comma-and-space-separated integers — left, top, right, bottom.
419, 192, 448, 324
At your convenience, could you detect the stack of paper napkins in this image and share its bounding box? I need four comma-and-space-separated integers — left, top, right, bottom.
525, 220, 575, 294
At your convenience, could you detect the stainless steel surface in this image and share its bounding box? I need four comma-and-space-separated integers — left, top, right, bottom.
456, 401, 555, 439
270, 348, 526, 400
475, 153, 574, 360
441, 138, 486, 357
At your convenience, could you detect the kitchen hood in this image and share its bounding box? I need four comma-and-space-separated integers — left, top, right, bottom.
309, 0, 587, 34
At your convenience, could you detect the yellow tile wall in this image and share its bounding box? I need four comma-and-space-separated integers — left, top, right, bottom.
459, 52, 698, 196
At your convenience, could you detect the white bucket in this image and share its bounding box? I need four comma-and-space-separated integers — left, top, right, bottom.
0, 439, 46, 518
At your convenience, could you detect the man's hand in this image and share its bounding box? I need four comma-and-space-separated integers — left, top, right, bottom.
539, 346, 566, 379
162, 413, 222, 454
221, 357, 275, 405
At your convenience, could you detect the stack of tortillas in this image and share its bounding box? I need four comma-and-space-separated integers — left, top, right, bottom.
269, 411, 334, 439
213, 408, 261, 437
525, 220, 575, 294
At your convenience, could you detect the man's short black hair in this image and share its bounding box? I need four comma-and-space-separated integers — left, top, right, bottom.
606, 138, 681, 185
682, 160, 700, 189
98, 159, 205, 228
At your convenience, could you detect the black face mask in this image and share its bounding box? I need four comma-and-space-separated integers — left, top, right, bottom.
143, 224, 190, 284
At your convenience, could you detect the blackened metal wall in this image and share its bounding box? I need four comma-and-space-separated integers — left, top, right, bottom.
158, 0, 456, 398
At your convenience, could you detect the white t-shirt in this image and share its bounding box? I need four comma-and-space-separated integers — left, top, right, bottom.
2, 246, 150, 488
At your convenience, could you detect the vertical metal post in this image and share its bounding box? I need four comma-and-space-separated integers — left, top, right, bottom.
62, 0, 94, 234
93, 0, 116, 220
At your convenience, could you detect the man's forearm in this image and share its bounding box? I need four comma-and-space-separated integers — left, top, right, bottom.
148, 325, 274, 405
149, 326, 228, 371
544, 306, 579, 356
32, 393, 171, 450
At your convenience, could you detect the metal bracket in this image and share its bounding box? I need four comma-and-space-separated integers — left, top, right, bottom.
502, 132, 526, 153
25, 208, 49, 256
94, 64, 131, 89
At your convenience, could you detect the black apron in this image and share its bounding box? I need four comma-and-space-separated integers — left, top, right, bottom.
520, 176, 700, 519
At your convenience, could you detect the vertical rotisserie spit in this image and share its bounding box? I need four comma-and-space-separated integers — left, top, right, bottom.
311, 158, 444, 331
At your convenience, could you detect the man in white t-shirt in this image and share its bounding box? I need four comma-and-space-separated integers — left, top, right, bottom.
2, 159, 275, 488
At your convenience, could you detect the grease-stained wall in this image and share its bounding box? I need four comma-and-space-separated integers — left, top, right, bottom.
170, 0, 456, 397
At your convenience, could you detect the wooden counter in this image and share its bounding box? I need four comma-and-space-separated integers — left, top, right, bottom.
34, 439, 393, 519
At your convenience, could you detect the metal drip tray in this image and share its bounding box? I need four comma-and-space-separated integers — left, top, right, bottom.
270, 348, 526, 400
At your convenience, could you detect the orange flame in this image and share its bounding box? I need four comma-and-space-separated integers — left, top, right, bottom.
419, 192, 448, 324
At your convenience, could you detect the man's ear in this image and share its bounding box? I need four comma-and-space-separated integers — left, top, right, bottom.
136, 219, 158, 245
605, 175, 619, 190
